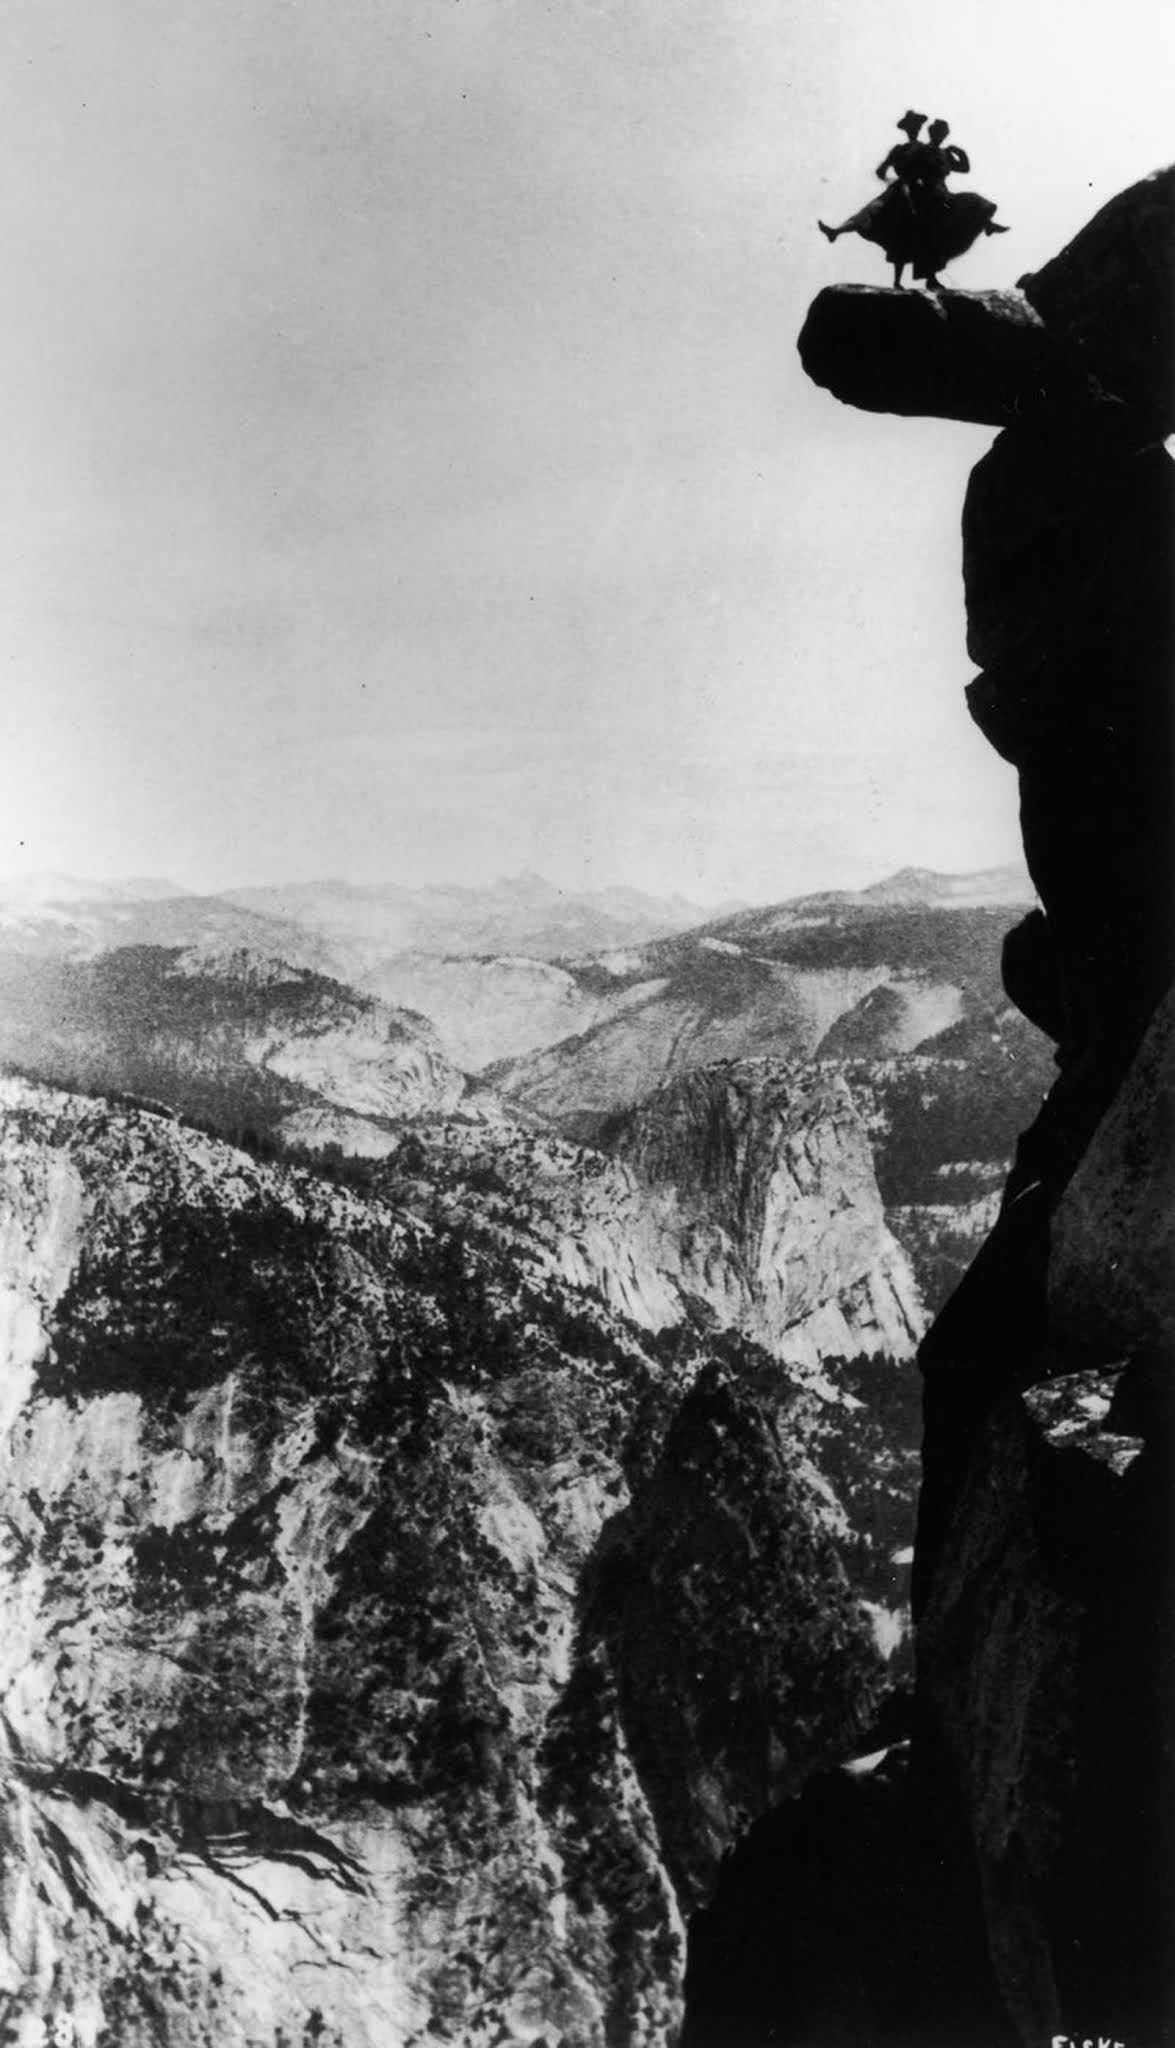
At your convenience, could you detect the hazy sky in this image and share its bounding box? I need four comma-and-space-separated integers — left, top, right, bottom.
0, 0, 1170, 900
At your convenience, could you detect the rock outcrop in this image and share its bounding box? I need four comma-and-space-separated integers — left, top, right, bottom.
683, 166, 1174, 2048
0, 1076, 679, 2045
963, 425, 1174, 1189
799, 166, 1174, 442
0, 1072, 916, 2047
798, 284, 1110, 427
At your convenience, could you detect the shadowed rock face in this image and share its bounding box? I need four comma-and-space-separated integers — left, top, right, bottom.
918, 1367, 1173, 2048
904, 171, 1175, 2045
963, 431, 1175, 1122
685, 165, 1175, 2048
592, 1368, 886, 1911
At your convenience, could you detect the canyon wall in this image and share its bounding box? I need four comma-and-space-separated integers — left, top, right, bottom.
0, 1067, 918, 2047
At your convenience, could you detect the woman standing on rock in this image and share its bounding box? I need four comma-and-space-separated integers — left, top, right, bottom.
909, 118, 1010, 288
817, 109, 932, 285
818, 111, 1009, 288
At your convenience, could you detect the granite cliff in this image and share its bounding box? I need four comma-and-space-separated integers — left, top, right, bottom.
0, 1064, 922, 2046
686, 167, 1174, 2047
601, 1061, 921, 1368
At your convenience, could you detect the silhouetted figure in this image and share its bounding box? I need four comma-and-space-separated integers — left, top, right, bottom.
913, 118, 1010, 287
819, 112, 1009, 289
875, 107, 936, 188
817, 111, 932, 287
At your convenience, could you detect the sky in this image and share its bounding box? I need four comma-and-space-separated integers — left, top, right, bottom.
0, 0, 1170, 903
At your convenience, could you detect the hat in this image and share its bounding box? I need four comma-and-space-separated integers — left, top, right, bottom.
897, 109, 926, 136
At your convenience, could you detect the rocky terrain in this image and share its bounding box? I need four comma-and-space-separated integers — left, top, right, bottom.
0, 848, 1077, 2048
361, 952, 669, 1076
487, 873, 1039, 1117
0, 1070, 917, 2046
472, 882, 1055, 1327
1, 649, 1113, 2048
0, 863, 1058, 1331
685, 165, 1175, 2048
0, 867, 1036, 1083
0, 870, 1027, 2045
0, 945, 472, 1136
0, 907, 1068, 2042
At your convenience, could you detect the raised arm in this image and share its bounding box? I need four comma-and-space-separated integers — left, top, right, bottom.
945, 144, 971, 173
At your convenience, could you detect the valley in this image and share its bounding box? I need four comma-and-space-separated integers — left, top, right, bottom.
0, 864, 1050, 2044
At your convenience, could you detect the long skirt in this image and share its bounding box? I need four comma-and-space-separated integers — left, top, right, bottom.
909, 190, 999, 277
839, 185, 999, 277
837, 183, 916, 249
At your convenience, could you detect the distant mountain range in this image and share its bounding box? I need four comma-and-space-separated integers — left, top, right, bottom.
0, 863, 1052, 1326
0, 865, 1038, 1077
857, 865, 1036, 908
0, 870, 742, 968
488, 885, 1046, 1120
219, 872, 745, 963
0, 864, 1031, 964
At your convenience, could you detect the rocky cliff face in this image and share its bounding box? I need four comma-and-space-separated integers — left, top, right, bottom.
340, 1055, 925, 1384
593, 1366, 885, 1912
484, 888, 1054, 1329
0, 1071, 910, 2047
684, 167, 1175, 2048
911, 170, 1175, 2034
603, 1061, 921, 1368
3, 934, 925, 1378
